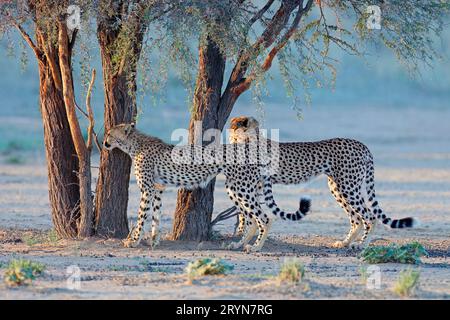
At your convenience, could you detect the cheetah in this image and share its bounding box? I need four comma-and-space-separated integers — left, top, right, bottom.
103, 123, 311, 252
224, 116, 419, 249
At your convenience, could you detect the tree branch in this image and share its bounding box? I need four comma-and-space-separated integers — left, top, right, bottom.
13, 22, 43, 60
85, 69, 96, 152
228, 0, 314, 96
245, 0, 275, 32
37, 29, 63, 91
69, 28, 78, 54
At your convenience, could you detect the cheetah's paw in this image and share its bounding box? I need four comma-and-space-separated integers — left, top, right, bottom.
243, 244, 261, 253
332, 241, 348, 249
151, 236, 161, 249
123, 238, 139, 248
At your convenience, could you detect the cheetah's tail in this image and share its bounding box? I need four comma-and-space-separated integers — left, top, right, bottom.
262, 175, 311, 221
381, 216, 420, 229
364, 157, 419, 229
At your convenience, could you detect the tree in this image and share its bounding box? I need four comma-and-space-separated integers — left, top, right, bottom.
94, 0, 151, 238
172, 0, 316, 240
172, 35, 226, 240
0, 0, 165, 239
1, 0, 83, 237
171, 0, 449, 240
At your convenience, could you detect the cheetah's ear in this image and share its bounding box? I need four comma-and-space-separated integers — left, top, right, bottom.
241, 118, 249, 128
130, 122, 136, 129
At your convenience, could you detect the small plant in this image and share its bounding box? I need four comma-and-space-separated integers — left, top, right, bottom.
359, 265, 368, 284
393, 268, 420, 297
22, 230, 59, 246
46, 229, 59, 244
278, 258, 305, 284
360, 242, 427, 264
4, 259, 45, 286
22, 234, 41, 246
185, 258, 233, 283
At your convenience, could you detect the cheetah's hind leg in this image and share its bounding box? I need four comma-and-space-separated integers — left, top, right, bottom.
328, 178, 363, 248
226, 215, 257, 250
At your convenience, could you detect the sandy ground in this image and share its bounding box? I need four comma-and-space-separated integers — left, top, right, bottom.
0, 105, 449, 299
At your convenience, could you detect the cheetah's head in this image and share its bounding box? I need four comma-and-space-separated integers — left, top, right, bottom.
229, 116, 260, 143
104, 123, 135, 151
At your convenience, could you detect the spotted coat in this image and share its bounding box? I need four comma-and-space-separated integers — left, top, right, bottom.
228, 116, 418, 249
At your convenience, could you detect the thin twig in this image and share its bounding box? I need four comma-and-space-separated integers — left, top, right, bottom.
85, 69, 96, 152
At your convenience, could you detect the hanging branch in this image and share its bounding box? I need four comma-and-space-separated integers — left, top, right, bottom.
14, 22, 42, 60
3, 10, 43, 63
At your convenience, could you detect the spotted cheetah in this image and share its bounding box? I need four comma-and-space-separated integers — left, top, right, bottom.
225, 116, 419, 249
103, 123, 311, 252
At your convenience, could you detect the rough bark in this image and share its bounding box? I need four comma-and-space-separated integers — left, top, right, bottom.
94, 1, 146, 238
34, 20, 80, 238
172, 36, 226, 241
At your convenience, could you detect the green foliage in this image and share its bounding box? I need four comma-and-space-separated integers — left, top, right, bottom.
360, 242, 428, 264
393, 268, 421, 297
46, 229, 60, 244
4, 259, 45, 286
278, 258, 305, 284
22, 233, 40, 246
185, 258, 233, 282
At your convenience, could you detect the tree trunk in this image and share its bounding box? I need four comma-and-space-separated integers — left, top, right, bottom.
58, 20, 94, 238
172, 37, 226, 241
93, 73, 134, 238
94, 6, 145, 238
36, 28, 80, 238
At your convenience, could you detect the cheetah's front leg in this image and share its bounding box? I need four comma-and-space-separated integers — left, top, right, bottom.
143, 187, 164, 248
124, 189, 155, 248
235, 181, 264, 237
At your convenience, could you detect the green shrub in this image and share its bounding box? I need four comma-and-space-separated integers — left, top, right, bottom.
46, 229, 60, 244
393, 268, 420, 297
360, 242, 427, 264
4, 259, 45, 286
185, 258, 233, 282
278, 258, 305, 284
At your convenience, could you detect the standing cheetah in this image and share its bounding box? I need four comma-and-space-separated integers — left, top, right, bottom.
103, 123, 310, 252
225, 116, 419, 249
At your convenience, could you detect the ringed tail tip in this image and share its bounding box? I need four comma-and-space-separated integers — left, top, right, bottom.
299, 196, 311, 214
